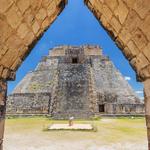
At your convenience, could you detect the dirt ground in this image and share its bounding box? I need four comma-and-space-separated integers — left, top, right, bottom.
4, 117, 148, 150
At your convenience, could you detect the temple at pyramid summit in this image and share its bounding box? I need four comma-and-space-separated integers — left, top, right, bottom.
7, 45, 144, 119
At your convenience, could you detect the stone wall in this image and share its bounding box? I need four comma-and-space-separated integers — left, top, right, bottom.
0, 0, 67, 80
84, 0, 150, 82
51, 47, 96, 119
7, 93, 51, 114
13, 57, 59, 93
52, 63, 92, 119
105, 103, 145, 114
92, 55, 140, 104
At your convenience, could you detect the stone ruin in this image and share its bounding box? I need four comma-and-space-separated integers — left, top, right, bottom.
7, 45, 145, 119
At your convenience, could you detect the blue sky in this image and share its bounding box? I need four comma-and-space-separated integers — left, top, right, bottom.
8, 0, 144, 99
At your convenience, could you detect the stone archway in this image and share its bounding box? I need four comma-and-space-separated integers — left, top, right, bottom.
0, 0, 150, 149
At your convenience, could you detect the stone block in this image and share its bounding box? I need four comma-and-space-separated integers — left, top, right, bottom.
47, 2, 56, 17
2, 35, 24, 69
17, 23, 29, 39
143, 43, 150, 62
123, 0, 135, 8
0, 66, 3, 76
102, 4, 113, 21
0, 48, 19, 68
92, 0, 103, 12
132, 28, 148, 49
127, 40, 140, 57
144, 79, 150, 98
114, 0, 129, 24
10, 58, 22, 70
0, 17, 13, 43
42, 0, 52, 8
2, 68, 10, 79
0, 0, 13, 13
42, 17, 50, 29
130, 52, 149, 72
36, 8, 47, 21
17, 0, 30, 14
0, 46, 8, 59
6, 34, 22, 50
32, 21, 40, 34
124, 10, 141, 33
36, 29, 43, 38
101, 16, 117, 38
18, 46, 28, 60
105, 0, 118, 11
123, 47, 133, 60
23, 32, 35, 46
30, 0, 42, 13
23, 8, 35, 26
133, 0, 150, 19
118, 28, 132, 44
6, 4, 22, 29
140, 15, 150, 41
48, 124, 93, 130
110, 16, 122, 34
139, 65, 150, 81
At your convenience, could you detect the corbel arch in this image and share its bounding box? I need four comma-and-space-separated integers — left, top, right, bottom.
0, 0, 150, 149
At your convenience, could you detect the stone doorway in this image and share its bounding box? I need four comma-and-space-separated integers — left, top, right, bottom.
99, 104, 105, 113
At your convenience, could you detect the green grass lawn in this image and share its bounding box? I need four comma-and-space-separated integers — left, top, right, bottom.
4, 117, 147, 150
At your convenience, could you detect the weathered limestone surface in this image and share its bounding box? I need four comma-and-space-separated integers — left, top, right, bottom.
7, 46, 144, 119
7, 93, 50, 114
144, 79, 150, 149
0, 0, 67, 80
84, 0, 150, 82
0, 80, 7, 150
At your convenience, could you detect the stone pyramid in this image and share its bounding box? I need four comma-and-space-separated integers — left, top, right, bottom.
7, 45, 144, 119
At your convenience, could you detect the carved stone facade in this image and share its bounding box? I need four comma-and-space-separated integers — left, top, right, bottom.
7, 46, 144, 119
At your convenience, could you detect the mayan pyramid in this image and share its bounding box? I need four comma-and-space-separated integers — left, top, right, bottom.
7, 45, 144, 119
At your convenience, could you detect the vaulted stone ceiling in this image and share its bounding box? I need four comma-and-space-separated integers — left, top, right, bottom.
0, 0, 149, 82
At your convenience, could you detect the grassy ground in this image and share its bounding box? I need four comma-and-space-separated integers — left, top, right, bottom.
4, 117, 147, 150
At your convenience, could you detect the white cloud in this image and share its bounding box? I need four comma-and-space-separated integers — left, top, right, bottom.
136, 91, 143, 94
124, 76, 131, 81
